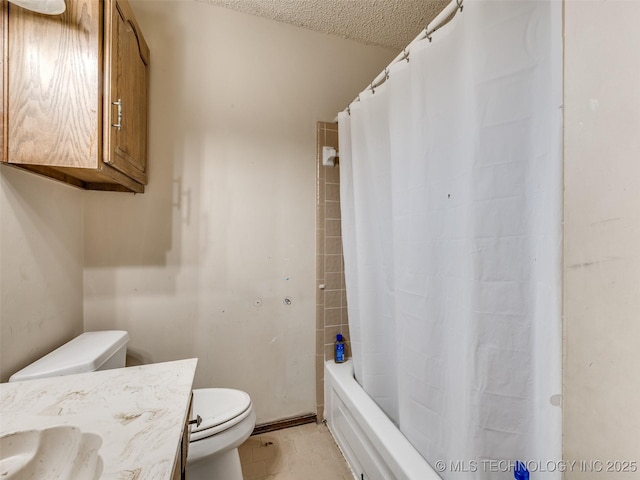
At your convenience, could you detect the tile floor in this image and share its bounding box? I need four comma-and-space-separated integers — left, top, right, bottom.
239, 422, 354, 480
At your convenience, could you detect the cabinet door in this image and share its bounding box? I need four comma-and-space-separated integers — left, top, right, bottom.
5, 0, 100, 168
104, 0, 149, 185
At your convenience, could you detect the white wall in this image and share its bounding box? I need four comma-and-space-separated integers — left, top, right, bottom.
563, 0, 640, 475
82, 0, 394, 423
0, 166, 84, 382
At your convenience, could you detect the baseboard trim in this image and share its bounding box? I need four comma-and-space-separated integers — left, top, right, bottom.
252, 413, 318, 435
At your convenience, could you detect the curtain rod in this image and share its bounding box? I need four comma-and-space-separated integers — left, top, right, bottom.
341, 0, 464, 114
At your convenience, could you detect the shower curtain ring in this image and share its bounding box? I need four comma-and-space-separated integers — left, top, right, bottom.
384, 67, 390, 80
402, 49, 409, 63
457, 0, 463, 12
370, 83, 376, 94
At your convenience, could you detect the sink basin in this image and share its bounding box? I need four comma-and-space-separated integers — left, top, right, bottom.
0, 425, 103, 479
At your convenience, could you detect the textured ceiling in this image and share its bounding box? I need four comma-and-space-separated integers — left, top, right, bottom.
199, 0, 450, 51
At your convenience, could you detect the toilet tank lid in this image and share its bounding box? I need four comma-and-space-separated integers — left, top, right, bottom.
8, 331, 130, 382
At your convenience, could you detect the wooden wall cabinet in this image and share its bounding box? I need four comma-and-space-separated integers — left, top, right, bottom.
1, 1, 6, 158
1, 0, 149, 193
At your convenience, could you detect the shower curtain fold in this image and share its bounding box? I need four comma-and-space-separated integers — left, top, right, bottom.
339, 1, 562, 479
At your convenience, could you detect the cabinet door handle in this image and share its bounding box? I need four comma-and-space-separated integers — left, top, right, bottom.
112, 99, 123, 130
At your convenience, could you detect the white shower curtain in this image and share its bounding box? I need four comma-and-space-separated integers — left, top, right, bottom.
339, 1, 562, 479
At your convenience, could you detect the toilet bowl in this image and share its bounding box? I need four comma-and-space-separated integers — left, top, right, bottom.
187, 388, 256, 480
9, 331, 256, 480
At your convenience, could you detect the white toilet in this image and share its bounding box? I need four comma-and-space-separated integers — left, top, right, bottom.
9, 330, 130, 382
187, 387, 255, 480
9, 330, 256, 480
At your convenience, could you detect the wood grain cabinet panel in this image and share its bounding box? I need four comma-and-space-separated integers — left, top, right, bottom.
1, 0, 149, 193
172, 393, 192, 480
1, 1, 6, 162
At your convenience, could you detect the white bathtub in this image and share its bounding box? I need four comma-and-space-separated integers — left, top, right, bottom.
325, 360, 442, 480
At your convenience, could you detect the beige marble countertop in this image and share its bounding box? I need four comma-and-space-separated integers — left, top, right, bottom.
0, 358, 197, 479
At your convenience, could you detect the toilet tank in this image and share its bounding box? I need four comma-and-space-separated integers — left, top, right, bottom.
8, 331, 130, 382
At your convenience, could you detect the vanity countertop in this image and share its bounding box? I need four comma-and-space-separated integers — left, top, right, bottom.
0, 358, 198, 479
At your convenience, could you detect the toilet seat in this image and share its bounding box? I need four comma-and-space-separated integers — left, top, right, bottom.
190, 388, 253, 442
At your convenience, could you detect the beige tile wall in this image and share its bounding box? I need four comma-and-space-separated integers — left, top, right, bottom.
315, 121, 350, 421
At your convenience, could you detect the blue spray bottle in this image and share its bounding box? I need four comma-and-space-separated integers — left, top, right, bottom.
514, 461, 529, 480
335, 334, 345, 363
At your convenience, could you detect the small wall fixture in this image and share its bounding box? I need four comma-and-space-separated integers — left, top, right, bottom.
322, 146, 339, 167
8, 0, 66, 15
